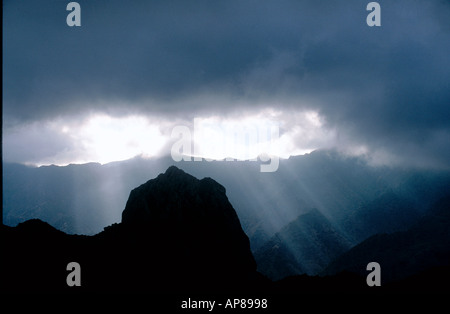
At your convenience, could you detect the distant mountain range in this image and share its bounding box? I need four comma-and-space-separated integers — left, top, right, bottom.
3, 150, 450, 282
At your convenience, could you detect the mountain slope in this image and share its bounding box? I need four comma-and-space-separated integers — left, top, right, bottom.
323, 195, 450, 283
254, 209, 352, 280
337, 191, 423, 243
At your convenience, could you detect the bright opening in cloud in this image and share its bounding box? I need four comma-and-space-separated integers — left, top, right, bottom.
3, 108, 336, 166
2, 114, 168, 166
174, 109, 334, 161
74, 115, 167, 164
191, 115, 280, 160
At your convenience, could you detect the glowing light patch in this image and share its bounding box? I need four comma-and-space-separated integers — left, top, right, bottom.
171, 109, 334, 162
3, 108, 335, 166
191, 115, 281, 161
74, 115, 166, 164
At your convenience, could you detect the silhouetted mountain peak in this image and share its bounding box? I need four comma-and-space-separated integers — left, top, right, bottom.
122, 166, 228, 225
164, 165, 187, 176
15, 219, 64, 237
118, 166, 256, 283
156, 164, 197, 184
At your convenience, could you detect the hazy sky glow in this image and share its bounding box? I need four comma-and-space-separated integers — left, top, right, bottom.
3, 0, 450, 168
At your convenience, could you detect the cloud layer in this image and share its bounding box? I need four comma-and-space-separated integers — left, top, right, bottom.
3, 0, 450, 167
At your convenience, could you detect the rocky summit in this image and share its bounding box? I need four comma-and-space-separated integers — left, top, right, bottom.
118, 166, 257, 288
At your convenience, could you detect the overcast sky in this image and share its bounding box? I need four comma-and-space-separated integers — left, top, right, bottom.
3, 0, 450, 168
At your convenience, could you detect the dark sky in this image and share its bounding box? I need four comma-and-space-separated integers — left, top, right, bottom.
3, 0, 450, 167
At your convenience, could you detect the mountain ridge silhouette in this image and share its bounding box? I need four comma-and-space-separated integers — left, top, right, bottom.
1, 166, 262, 292
2, 166, 450, 293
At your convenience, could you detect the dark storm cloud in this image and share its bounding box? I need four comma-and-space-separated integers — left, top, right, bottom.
3, 0, 450, 167
4, 0, 301, 119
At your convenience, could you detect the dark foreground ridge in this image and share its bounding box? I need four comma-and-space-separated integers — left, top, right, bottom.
2, 166, 263, 292
2, 166, 450, 294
